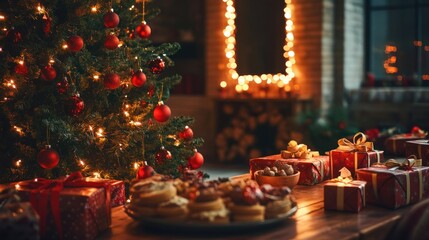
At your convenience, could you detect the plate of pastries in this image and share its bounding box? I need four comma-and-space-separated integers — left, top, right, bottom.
124, 172, 297, 233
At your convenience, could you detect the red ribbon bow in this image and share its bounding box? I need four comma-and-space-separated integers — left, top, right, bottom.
17, 172, 111, 239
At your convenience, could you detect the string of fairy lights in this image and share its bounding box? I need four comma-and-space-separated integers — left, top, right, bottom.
220, 0, 296, 97
0, 2, 163, 178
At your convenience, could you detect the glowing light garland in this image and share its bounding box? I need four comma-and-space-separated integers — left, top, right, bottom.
222, 0, 295, 95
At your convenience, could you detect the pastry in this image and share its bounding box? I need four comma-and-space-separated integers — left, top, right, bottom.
260, 184, 296, 219
188, 186, 229, 223
156, 196, 189, 220
129, 180, 186, 219
229, 181, 265, 222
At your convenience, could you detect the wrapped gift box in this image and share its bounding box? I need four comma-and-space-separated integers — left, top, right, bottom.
0, 202, 40, 240
356, 167, 429, 209
405, 140, 429, 166
77, 178, 125, 207
9, 173, 112, 240
329, 150, 383, 178
324, 180, 366, 212
0, 186, 40, 240
249, 154, 330, 185
385, 134, 426, 156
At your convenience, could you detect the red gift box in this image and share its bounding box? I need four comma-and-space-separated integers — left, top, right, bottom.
10, 172, 112, 240
405, 140, 429, 166
249, 154, 330, 185
356, 167, 429, 209
324, 180, 366, 212
329, 150, 383, 178
79, 178, 125, 207
385, 134, 426, 156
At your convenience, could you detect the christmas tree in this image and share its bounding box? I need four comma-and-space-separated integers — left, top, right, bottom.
0, 0, 204, 183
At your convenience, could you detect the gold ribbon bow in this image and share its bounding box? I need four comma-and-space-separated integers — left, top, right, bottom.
380, 155, 421, 170
281, 140, 319, 159
337, 132, 374, 152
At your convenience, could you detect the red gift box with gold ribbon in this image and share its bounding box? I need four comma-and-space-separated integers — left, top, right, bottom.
324, 180, 366, 212
329, 132, 384, 178
385, 134, 426, 156
9, 172, 112, 240
405, 140, 429, 166
249, 154, 330, 185
356, 166, 429, 209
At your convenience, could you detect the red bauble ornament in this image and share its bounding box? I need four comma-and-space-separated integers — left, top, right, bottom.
104, 73, 121, 90
104, 35, 120, 50
179, 126, 194, 141
67, 35, 84, 52
37, 145, 60, 169
56, 78, 69, 94
137, 162, 155, 179
6, 28, 22, 44
15, 63, 28, 75
131, 70, 147, 87
141, 100, 147, 108
135, 22, 151, 38
148, 57, 165, 74
65, 95, 85, 117
188, 150, 204, 169
155, 146, 172, 165
147, 85, 155, 97
153, 102, 171, 122
40, 65, 57, 81
42, 15, 51, 35
103, 11, 120, 28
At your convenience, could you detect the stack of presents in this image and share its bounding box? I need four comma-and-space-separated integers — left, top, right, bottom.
250, 127, 429, 212
0, 172, 125, 240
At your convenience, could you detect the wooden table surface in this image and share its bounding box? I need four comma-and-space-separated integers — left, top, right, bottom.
98, 176, 409, 240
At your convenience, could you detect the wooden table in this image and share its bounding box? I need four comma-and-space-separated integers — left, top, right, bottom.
98, 179, 409, 240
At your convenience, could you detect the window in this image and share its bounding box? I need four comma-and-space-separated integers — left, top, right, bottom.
366, 0, 429, 86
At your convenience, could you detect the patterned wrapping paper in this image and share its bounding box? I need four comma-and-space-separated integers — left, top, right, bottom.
323, 180, 366, 212
249, 154, 330, 185
385, 134, 426, 156
9, 175, 112, 240
405, 140, 429, 166
329, 150, 383, 179
79, 178, 125, 207
356, 167, 429, 209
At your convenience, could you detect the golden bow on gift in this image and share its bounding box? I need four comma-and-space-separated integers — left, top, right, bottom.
337, 132, 374, 152
375, 155, 422, 171
281, 140, 319, 159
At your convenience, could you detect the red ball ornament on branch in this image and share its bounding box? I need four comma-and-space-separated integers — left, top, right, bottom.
104, 35, 120, 50
188, 150, 204, 170
37, 145, 60, 169
15, 63, 28, 75
104, 73, 121, 90
42, 15, 51, 35
65, 94, 85, 117
179, 126, 194, 141
67, 35, 84, 52
153, 102, 171, 123
56, 78, 69, 94
155, 146, 172, 165
103, 11, 120, 28
148, 57, 165, 74
40, 65, 57, 81
137, 161, 155, 179
131, 70, 147, 87
134, 22, 151, 38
